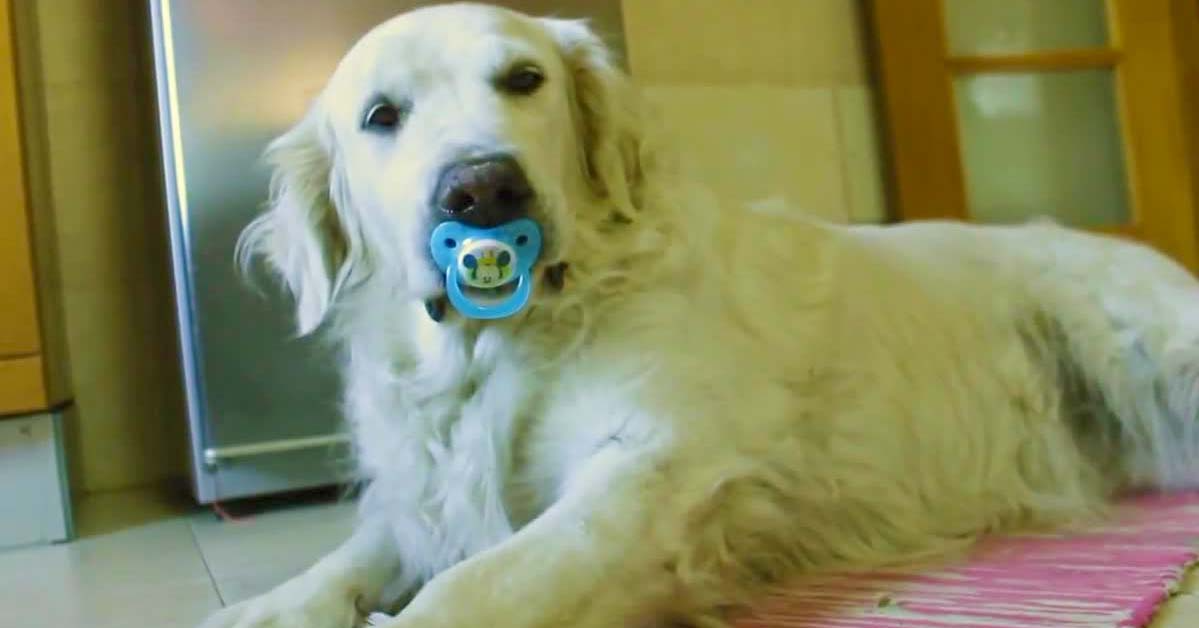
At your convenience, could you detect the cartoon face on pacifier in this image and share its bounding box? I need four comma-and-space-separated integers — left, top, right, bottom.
460, 244, 514, 288
429, 218, 543, 320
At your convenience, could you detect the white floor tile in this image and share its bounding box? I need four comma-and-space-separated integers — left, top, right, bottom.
11, 578, 221, 628
190, 500, 356, 604
0, 518, 221, 628
214, 569, 303, 607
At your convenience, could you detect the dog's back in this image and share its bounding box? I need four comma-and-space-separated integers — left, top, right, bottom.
623, 214, 1197, 591
826, 218, 1199, 490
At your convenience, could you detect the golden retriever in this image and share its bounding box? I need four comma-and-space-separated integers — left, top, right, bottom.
205, 3, 1199, 627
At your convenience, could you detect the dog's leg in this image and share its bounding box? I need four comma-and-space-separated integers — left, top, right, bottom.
375, 444, 703, 628
198, 517, 402, 628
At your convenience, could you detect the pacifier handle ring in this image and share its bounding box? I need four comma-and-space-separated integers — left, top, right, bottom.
445, 265, 534, 320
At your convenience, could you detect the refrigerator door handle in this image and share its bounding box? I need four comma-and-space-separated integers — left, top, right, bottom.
203, 433, 352, 468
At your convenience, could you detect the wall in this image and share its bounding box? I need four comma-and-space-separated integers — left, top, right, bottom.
14, 1, 187, 494
622, 0, 888, 223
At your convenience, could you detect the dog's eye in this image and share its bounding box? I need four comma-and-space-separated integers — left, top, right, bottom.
499, 65, 545, 95
362, 102, 403, 132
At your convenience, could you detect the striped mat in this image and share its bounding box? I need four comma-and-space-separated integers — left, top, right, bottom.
737, 492, 1199, 628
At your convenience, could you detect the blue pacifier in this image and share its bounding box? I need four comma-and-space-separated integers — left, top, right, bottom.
429, 218, 543, 320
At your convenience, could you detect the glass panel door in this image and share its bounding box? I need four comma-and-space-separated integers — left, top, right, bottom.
943, 0, 1109, 55
953, 69, 1130, 227
870, 0, 1199, 270
940, 0, 1130, 229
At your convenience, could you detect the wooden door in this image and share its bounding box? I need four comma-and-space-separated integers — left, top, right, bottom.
0, 0, 40, 359
0, 0, 56, 415
871, 0, 1199, 270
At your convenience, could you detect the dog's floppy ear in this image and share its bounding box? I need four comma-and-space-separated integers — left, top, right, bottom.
237, 101, 364, 335
543, 18, 650, 219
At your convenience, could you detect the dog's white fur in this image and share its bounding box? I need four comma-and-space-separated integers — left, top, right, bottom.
205, 4, 1199, 627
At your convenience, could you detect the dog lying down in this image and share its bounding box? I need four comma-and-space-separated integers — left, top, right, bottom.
206, 3, 1199, 627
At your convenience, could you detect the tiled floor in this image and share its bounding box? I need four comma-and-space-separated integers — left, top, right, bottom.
0, 488, 355, 628
1, 487, 1196, 628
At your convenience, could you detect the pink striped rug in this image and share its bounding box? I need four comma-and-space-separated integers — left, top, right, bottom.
736, 492, 1199, 628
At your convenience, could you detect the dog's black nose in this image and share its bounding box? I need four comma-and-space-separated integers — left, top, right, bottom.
433, 155, 533, 227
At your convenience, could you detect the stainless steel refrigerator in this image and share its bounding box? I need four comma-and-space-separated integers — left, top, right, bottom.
148, 1, 626, 503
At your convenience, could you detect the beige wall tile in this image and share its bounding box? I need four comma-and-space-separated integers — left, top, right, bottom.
34, 0, 140, 87
40, 76, 186, 493
19, 2, 187, 493
624, 0, 869, 87
624, 0, 887, 224
643, 84, 850, 222
834, 85, 889, 223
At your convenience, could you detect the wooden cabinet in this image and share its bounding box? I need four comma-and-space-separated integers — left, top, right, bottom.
0, 0, 69, 416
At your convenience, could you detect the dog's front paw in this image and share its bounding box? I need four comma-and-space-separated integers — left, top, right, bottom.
197, 577, 363, 628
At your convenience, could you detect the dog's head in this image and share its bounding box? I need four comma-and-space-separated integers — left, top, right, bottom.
240, 3, 654, 334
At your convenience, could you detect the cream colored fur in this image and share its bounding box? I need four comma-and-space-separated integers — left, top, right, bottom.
204, 4, 1199, 627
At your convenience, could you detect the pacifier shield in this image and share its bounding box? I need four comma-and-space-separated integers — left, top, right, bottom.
429, 218, 543, 320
